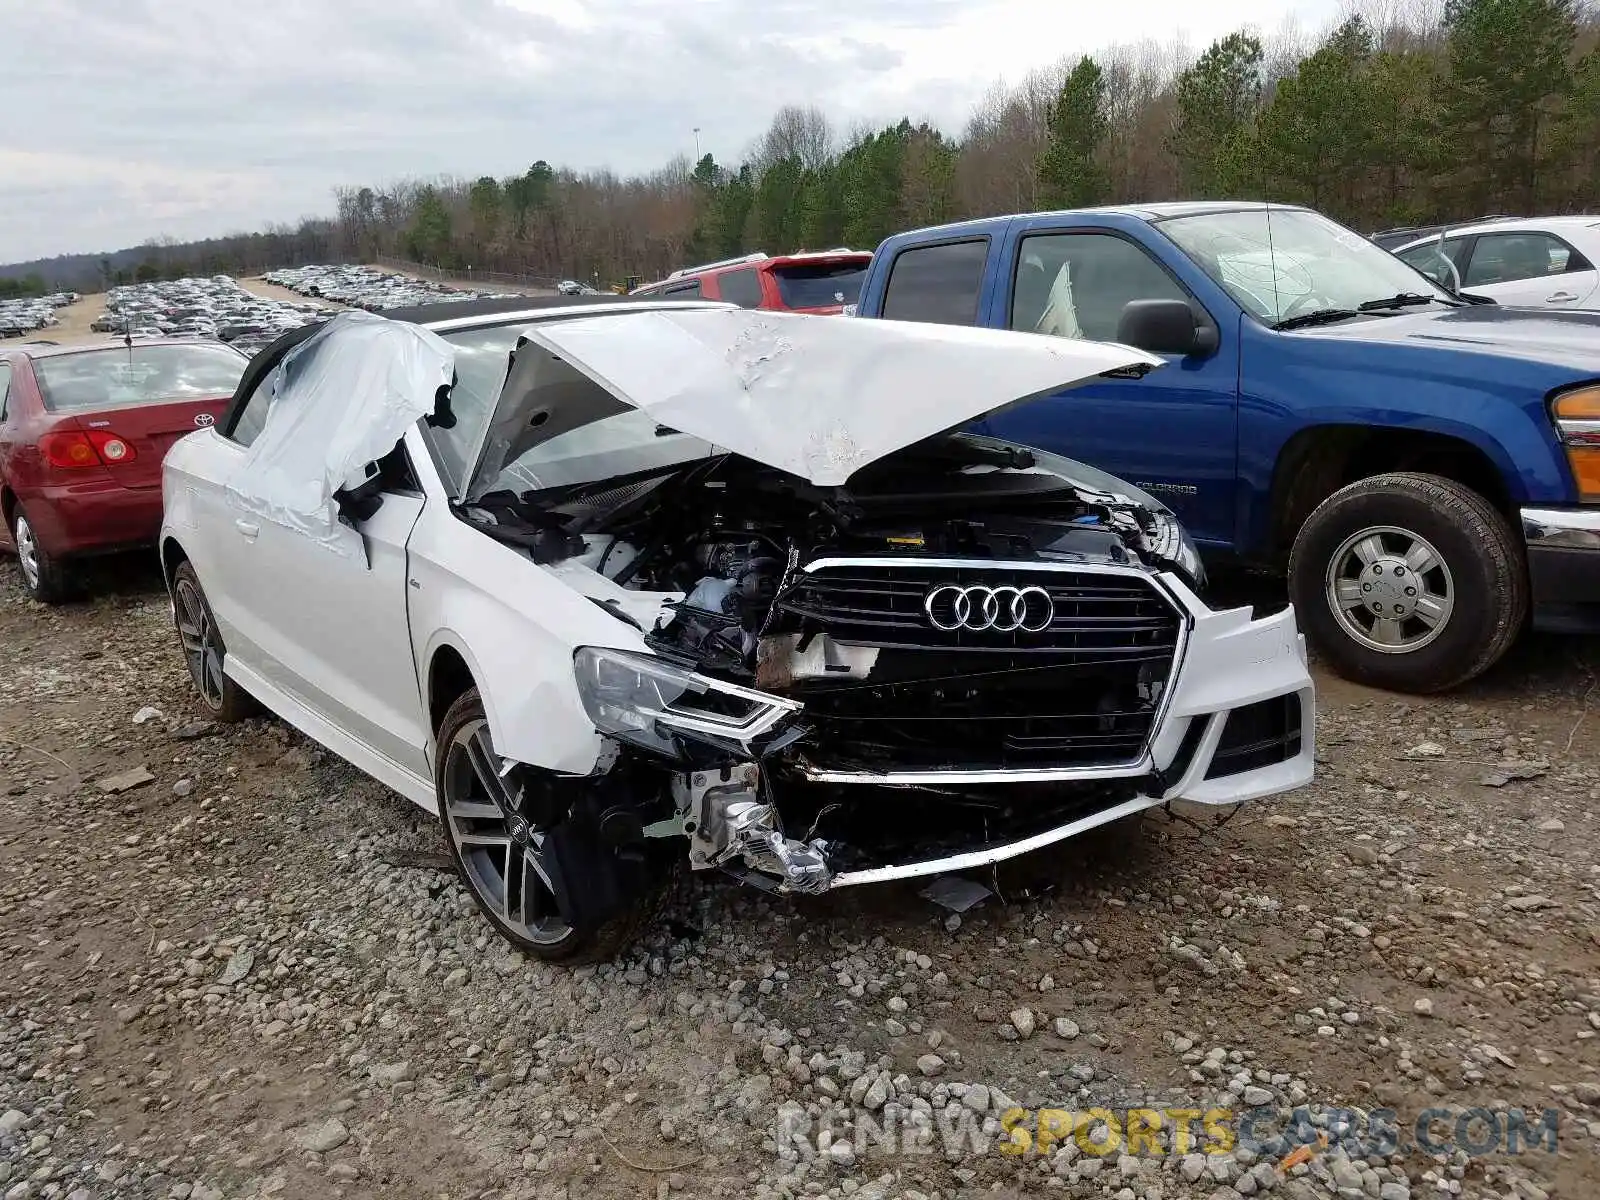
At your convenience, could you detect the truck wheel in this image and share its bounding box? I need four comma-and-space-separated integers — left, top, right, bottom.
1288, 472, 1526, 694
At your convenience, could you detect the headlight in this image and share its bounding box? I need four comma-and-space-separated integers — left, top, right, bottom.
572, 647, 802, 759
1553, 386, 1600, 503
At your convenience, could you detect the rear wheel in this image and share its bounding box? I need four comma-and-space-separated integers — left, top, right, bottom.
1289, 472, 1526, 694
171, 562, 256, 722
11, 507, 73, 604
436, 688, 672, 963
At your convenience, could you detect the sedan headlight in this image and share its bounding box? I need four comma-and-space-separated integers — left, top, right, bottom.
572, 647, 802, 759
1553, 386, 1600, 502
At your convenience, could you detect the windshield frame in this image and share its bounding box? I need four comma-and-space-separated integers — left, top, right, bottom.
1153, 206, 1458, 327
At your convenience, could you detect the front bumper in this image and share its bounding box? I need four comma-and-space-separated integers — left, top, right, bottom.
1523, 507, 1600, 635
825, 574, 1315, 887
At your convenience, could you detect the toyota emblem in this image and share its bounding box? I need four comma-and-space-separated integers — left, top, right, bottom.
924, 584, 1054, 633
194, 412, 216, 428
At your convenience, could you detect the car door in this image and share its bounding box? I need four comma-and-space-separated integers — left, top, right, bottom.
233, 441, 431, 779
978, 223, 1241, 546
1459, 230, 1600, 308
183, 361, 431, 780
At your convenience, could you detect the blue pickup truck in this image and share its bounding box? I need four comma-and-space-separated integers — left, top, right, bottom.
852, 202, 1600, 693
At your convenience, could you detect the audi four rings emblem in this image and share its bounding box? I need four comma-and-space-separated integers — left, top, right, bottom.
924, 584, 1054, 633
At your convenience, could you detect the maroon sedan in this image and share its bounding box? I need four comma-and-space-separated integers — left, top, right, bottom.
0, 339, 248, 602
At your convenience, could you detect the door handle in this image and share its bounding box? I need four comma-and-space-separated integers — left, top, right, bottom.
1547, 291, 1578, 303
234, 519, 259, 540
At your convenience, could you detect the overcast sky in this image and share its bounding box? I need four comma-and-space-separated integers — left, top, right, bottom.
1, 0, 1341, 263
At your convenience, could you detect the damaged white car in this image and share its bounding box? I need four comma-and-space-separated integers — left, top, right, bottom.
159, 297, 1316, 962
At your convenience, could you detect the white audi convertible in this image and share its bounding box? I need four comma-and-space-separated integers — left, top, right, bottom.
159, 297, 1315, 961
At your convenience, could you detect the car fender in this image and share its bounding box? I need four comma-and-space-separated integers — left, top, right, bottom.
406, 507, 662, 776
1238, 325, 1577, 550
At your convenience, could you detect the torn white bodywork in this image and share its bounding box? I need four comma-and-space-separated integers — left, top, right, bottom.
226, 310, 455, 556
469, 306, 1161, 496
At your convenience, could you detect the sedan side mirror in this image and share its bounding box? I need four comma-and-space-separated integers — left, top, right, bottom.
1117, 299, 1219, 357
333, 466, 385, 526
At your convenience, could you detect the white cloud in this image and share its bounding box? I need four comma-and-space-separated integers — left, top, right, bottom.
0, 0, 1341, 262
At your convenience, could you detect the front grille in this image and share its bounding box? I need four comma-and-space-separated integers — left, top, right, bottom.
776, 561, 1184, 773
777, 562, 1182, 657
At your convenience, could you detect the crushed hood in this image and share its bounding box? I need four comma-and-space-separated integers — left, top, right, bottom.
466, 307, 1160, 499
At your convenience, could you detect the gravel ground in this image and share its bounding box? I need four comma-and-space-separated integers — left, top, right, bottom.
0, 557, 1596, 1200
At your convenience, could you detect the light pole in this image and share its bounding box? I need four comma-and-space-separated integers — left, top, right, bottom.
693, 127, 702, 161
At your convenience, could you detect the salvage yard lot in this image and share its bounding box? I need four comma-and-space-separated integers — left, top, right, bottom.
0, 561, 1596, 1200
39, 279, 338, 349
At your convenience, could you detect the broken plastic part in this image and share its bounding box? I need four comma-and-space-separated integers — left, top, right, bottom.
674, 765, 832, 894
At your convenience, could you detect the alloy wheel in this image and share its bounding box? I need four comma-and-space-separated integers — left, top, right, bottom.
1325, 524, 1455, 654
14, 515, 39, 590
174, 577, 227, 709
442, 719, 571, 946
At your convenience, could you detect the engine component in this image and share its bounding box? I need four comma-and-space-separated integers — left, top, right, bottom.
673, 764, 832, 894
755, 632, 879, 689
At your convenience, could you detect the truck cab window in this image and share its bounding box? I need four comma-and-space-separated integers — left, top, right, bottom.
1011, 232, 1189, 341
881, 240, 987, 325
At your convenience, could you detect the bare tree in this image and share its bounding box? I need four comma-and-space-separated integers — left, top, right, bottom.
753, 105, 835, 170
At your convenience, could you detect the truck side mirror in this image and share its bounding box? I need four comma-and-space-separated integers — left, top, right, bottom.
1117, 299, 1218, 357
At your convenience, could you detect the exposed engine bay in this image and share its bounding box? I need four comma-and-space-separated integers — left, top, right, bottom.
459, 432, 1208, 897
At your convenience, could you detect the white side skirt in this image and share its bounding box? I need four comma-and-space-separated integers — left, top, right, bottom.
227, 658, 438, 813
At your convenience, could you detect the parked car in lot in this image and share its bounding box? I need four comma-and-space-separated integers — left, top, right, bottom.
263, 264, 521, 310
849, 202, 1600, 694
1369, 215, 1520, 252
0, 340, 248, 601
1391, 215, 1600, 310
630, 250, 872, 314
159, 297, 1314, 962
100, 276, 328, 347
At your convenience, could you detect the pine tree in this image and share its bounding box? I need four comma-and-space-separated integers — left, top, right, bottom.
1256, 18, 1376, 220
1171, 33, 1265, 196
1437, 0, 1578, 212
1037, 57, 1109, 209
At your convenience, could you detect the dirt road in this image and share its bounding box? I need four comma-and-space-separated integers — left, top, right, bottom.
0, 557, 1595, 1200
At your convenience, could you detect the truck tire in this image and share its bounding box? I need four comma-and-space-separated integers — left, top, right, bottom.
1288, 472, 1526, 694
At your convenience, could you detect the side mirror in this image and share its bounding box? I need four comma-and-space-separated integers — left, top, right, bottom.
1117, 299, 1218, 357
333, 465, 385, 525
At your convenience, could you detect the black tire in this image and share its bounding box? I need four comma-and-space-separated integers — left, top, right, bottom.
170, 562, 257, 723
11, 505, 74, 604
435, 688, 674, 964
1288, 472, 1526, 694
